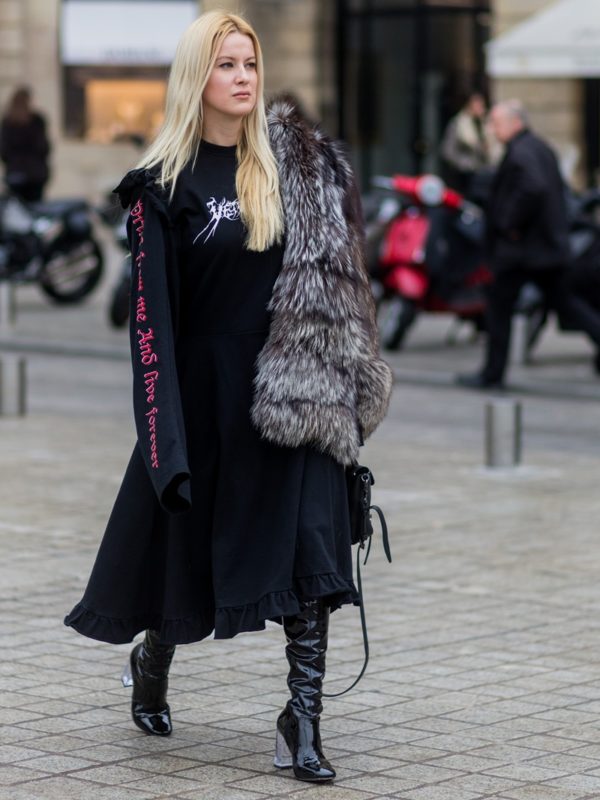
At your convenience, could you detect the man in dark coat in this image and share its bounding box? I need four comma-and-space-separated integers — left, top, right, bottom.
458, 100, 600, 388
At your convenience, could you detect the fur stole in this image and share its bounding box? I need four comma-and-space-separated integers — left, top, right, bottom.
250, 100, 393, 466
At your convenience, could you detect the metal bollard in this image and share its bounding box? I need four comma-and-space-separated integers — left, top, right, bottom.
0, 280, 16, 335
0, 280, 27, 416
485, 399, 522, 468
0, 355, 26, 415
510, 313, 529, 366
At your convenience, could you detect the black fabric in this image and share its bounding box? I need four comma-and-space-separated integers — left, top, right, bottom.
126, 178, 192, 514
487, 129, 569, 270
483, 266, 600, 382
65, 141, 357, 645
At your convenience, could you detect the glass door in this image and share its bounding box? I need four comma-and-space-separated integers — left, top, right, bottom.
339, 1, 490, 189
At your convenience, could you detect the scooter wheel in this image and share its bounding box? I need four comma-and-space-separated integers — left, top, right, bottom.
381, 298, 417, 351
109, 277, 130, 328
39, 239, 104, 304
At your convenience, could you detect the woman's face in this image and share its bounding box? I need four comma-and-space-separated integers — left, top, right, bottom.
202, 32, 258, 122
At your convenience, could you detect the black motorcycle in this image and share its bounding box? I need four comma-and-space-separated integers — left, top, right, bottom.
515, 187, 600, 353
0, 192, 104, 303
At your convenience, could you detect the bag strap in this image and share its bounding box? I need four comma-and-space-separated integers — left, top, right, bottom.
323, 503, 392, 698
368, 505, 392, 565
323, 542, 369, 698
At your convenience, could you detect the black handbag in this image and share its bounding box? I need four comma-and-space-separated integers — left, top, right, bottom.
323, 463, 392, 698
346, 464, 391, 556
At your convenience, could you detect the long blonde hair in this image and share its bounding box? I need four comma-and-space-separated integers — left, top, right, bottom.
138, 11, 283, 252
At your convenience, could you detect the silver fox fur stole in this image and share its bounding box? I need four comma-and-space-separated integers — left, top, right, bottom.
251, 100, 393, 466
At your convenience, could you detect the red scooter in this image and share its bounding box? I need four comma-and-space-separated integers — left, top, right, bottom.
369, 174, 492, 350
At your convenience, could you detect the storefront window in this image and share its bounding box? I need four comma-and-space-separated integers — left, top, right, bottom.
85, 79, 165, 145
60, 0, 197, 142
63, 66, 168, 144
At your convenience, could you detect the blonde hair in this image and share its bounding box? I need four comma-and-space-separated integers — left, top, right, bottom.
138, 11, 283, 252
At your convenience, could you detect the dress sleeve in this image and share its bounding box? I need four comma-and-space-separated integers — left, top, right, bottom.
126, 189, 192, 514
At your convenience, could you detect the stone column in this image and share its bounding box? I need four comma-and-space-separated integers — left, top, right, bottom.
0, 0, 24, 106
23, 0, 61, 141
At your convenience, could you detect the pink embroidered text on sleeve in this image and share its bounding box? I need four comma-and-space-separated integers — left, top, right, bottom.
137, 327, 158, 365
136, 295, 147, 322
146, 407, 159, 469
131, 199, 160, 469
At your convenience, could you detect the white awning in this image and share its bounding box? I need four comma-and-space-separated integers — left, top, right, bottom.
487, 0, 600, 78
61, 1, 199, 65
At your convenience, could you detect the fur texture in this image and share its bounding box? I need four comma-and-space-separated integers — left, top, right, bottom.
250, 101, 393, 466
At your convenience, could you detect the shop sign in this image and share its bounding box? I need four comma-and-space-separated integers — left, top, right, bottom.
61, 0, 199, 65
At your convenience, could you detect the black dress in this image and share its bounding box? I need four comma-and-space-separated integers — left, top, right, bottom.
65, 141, 357, 645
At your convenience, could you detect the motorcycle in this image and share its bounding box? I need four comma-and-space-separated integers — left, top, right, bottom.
0, 191, 104, 303
369, 174, 491, 350
369, 173, 600, 355
519, 188, 600, 352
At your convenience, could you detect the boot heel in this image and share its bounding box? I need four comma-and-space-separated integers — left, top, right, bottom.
273, 727, 293, 769
121, 658, 133, 688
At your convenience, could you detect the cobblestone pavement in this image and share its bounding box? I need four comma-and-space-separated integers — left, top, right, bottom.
2, 284, 600, 799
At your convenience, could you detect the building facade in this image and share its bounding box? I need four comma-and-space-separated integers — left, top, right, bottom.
491, 0, 587, 187
0, 0, 590, 197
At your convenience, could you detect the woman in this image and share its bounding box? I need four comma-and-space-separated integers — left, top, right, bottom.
64, 11, 392, 783
0, 86, 50, 202
441, 91, 499, 195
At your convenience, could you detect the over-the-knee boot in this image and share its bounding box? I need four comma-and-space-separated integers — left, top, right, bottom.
122, 629, 175, 736
274, 599, 336, 782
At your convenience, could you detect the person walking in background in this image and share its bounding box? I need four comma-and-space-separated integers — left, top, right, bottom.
0, 86, 50, 202
64, 10, 392, 784
458, 100, 600, 389
441, 91, 498, 195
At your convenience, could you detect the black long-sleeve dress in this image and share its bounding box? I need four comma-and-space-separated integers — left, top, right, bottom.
65, 141, 357, 645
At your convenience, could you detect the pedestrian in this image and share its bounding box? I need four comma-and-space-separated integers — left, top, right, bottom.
64, 10, 392, 784
457, 99, 600, 389
440, 91, 498, 195
0, 86, 50, 202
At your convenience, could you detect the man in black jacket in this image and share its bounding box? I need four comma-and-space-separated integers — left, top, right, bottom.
458, 100, 600, 388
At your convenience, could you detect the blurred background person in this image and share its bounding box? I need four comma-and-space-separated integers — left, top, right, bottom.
441, 91, 498, 196
0, 86, 50, 202
458, 99, 600, 390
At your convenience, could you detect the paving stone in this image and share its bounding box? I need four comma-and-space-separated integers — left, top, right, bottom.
525, 752, 600, 772
337, 774, 419, 794
399, 783, 481, 800
0, 744, 47, 764
228, 772, 304, 793
501, 785, 587, 800
380, 761, 465, 785
546, 773, 600, 793
0, 766, 52, 785
287, 788, 377, 800
509, 734, 586, 753
4, 300, 600, 799
11, 754, 97, 775
483, 763, 572, 781
175, 789, 277, 800
67, 763, 156, 784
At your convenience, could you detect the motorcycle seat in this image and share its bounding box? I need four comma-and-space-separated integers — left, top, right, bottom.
29, 199, 88, 217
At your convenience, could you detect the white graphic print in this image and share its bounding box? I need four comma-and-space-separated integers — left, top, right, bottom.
194, 197, 240, 244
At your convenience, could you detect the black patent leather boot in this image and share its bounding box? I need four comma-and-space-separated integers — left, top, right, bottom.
274, 599, 336, 782
121, 629, 175, 736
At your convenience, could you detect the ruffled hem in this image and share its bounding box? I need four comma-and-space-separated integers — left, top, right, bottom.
64, 572, 358, 646
63, 604, 215, 646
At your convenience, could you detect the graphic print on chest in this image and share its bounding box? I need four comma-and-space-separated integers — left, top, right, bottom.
194, 196, 241, 244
